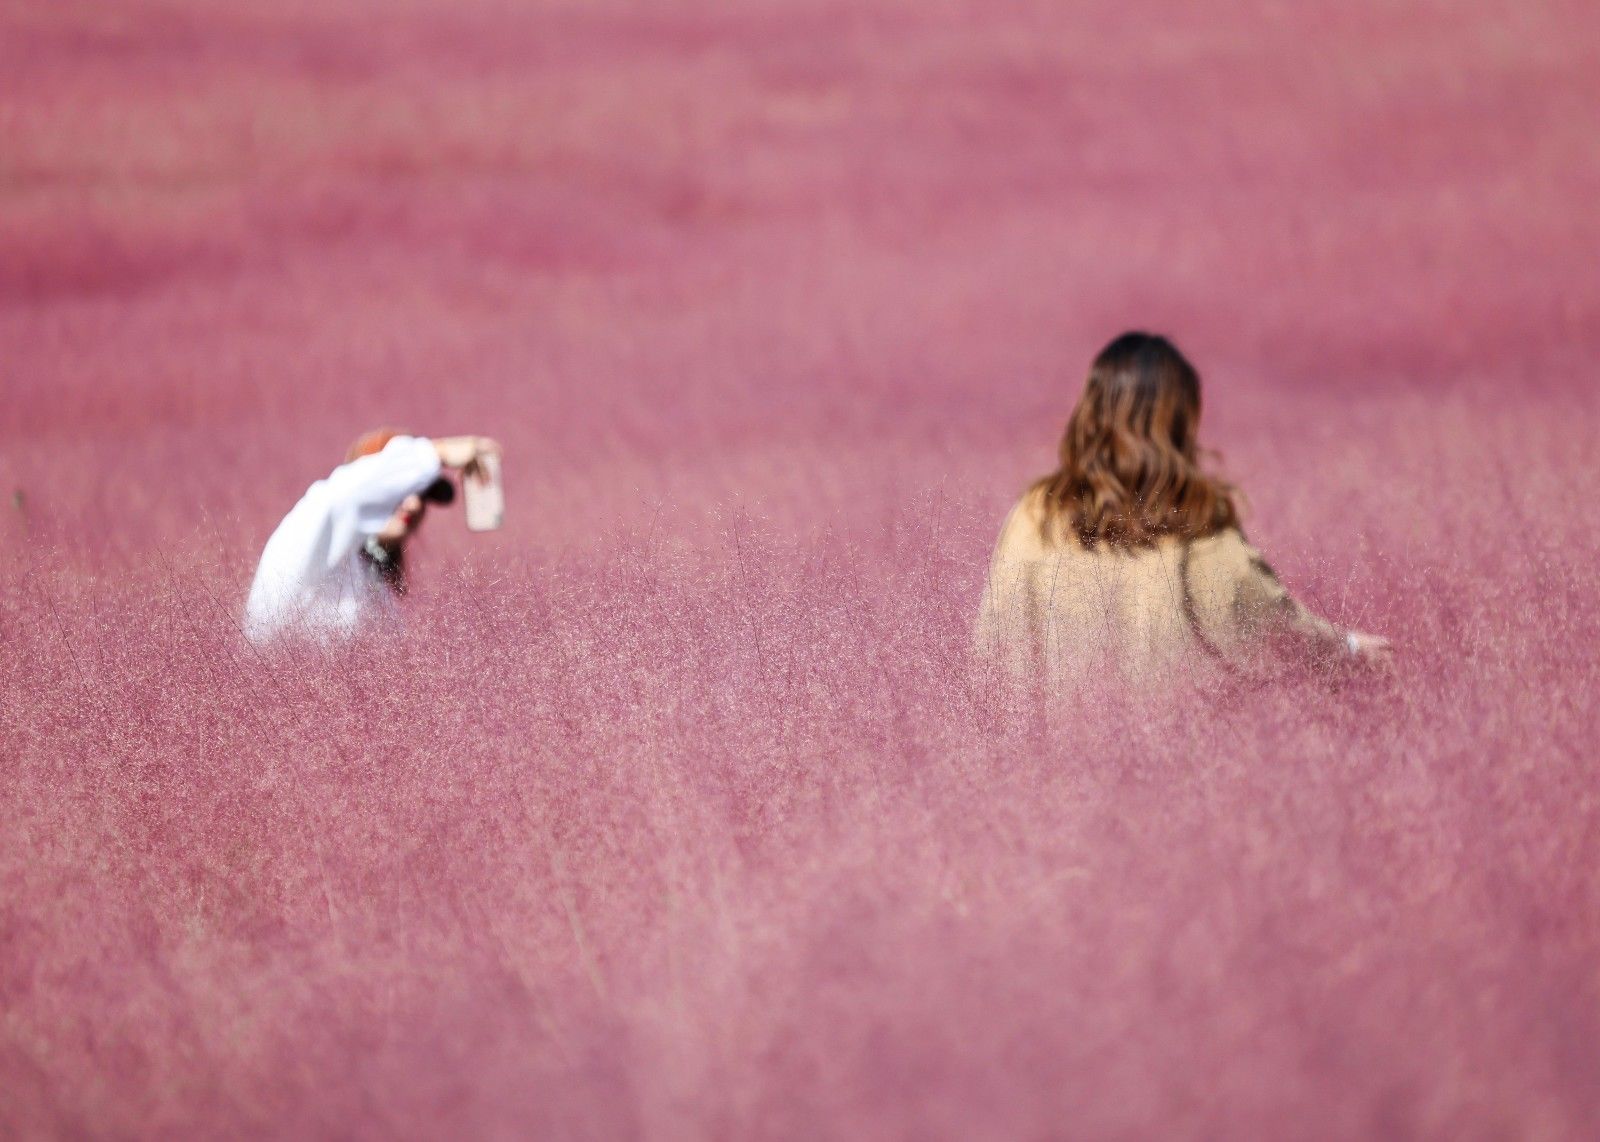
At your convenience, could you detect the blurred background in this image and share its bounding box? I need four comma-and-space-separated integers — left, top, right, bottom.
4, 0, 1597, 575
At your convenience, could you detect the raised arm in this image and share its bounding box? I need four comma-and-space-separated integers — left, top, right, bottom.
431, 435, 501, 479
325, 435, 443, 535
325, 434, 501, 534
316, 433, 494, 557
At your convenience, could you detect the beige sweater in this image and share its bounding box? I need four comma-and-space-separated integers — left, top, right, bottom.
975, 486, 1348, 683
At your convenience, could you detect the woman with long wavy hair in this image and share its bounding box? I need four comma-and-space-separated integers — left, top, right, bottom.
976, 332, 1390, 682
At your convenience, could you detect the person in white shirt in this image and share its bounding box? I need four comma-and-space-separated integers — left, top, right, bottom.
244, 429, 501, 643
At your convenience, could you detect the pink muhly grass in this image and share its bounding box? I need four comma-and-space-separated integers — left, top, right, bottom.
5, 500, 1599, 1136
4, 0, 1600, 1137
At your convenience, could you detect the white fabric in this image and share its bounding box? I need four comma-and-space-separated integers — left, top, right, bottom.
244, 436, 441, 643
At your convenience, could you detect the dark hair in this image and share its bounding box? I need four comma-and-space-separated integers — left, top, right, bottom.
421, 477, 455, 506
1033, 332, 1239, 548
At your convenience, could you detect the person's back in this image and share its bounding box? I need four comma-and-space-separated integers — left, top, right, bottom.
978, 487, 1359, 684
976, 332, 1388, 685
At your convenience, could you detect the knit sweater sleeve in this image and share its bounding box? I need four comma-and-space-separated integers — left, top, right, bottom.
1185, 530, 1349, 668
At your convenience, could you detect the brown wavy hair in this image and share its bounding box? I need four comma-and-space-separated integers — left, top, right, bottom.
1034, 332, 1239, 548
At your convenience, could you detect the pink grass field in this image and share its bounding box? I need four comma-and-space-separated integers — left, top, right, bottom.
4, 0, 1600, 1136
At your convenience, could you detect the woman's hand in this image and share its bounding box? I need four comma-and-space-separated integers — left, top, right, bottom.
1346, 630, 1393, 664
463, 437, 501, 485
433, 435, 501, 475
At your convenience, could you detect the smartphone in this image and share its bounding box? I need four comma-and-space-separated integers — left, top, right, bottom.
463, 453, 504, 532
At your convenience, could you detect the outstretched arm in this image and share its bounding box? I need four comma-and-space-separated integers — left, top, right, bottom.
324, 434, 501, 551
1232, 540, 1391, 667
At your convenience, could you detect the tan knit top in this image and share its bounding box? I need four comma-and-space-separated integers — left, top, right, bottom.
975, 485, 1349, 683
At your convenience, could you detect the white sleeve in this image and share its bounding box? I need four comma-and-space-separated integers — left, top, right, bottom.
323, 436, 443, 533
313, 435, 442, 574
243, 437, 444, 639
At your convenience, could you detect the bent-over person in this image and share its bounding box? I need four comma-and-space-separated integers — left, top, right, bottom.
244, 429, 501, 643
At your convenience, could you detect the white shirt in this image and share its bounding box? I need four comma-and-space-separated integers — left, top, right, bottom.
244, 435, 442, 643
